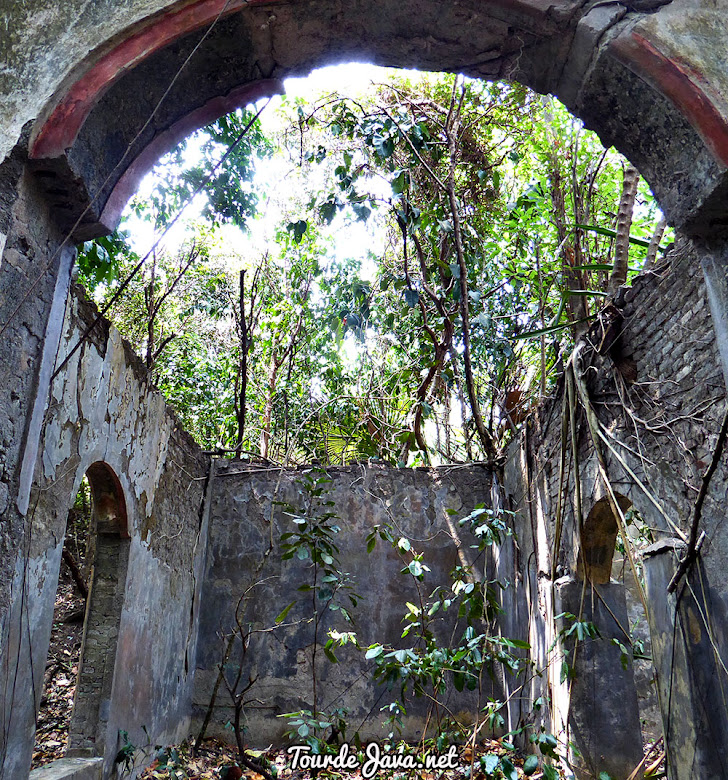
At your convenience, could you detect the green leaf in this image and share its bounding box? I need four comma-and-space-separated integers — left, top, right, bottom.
391, 169, 409, 195
287, 220, 308, 243
352, 203, 372, 222
373, 134, 395, 159
481, 754, 499, 774
560, 660, 571, 684
564, 289, 608, 298
275, 600, 296, 624
473, 312, 490, 329
500, 758, 518, 780
365, 644, 384, 660
523, 755, 539, 775
407, 560, 423, 578
574, 222, 654, 248
538, 733, 559, 757
320, 198, 338, 223
515, 316, 591, 340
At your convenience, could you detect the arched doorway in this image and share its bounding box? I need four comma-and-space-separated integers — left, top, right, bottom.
31, 477, 91, 769
66, 462, 130, 757
32, 462, 131, 762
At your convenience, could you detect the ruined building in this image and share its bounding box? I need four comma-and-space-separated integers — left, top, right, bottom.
2, 1, 728, 779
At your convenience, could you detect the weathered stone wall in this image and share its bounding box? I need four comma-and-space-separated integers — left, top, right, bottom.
0, 286, 209, 778
4, 3, 728, 687
193, 461, 497, 744
0, 162, 70, 674
1, 247, 726, 780
502, 238, 728, 779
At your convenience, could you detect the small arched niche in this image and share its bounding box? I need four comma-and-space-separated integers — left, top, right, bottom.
65, 462, 130, 757
576, 494, 631, 584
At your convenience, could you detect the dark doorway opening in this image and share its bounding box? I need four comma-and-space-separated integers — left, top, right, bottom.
32, 462, 131, 766
31, 479, 91, 768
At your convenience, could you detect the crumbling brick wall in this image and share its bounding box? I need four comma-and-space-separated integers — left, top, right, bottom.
503, 238, 728, 779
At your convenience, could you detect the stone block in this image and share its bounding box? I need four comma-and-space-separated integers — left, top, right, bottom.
29, 757, 103, 780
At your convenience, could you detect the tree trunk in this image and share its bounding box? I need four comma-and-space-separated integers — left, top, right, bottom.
236, 270, 248, 457
446, 109, 496, 462
260, 360, 278, 460
643, 216, 666, 272
608, 164, 639, 295
62, 548, 88, 600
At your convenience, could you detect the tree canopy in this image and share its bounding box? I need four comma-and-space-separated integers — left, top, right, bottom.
76, 68, 670, 465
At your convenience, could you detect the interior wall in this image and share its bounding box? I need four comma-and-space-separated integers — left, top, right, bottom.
3, 0, 728, 713
193, 460, 497, 744
2, 2, 728, 778
1, 244, 724, 779
0, 285, 209, 778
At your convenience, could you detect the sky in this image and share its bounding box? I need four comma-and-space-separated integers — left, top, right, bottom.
122, 62, 408, 278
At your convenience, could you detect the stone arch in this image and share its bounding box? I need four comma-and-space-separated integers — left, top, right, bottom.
576, 494, 631, 584
65, 461, 131, 757
21, 0, 728, 242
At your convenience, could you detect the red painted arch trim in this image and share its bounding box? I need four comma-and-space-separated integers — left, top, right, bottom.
99, 78, 285, 229
29, 0, 281, 160
611, 31, 728, 168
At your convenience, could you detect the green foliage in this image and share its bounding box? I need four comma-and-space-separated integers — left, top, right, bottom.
115, 731, 206, 779
82, 68, 669, 467
276, 468, 360, 745
131, 108, 272, 231
611, 633, 650, 670
363, 503, 527, 742
530, 730, 559, 759
478, 749, 519, 780
280, 706, 351, 754
114, 730, 137, 773
554, 611, 600, 683
77, 230, 132, 290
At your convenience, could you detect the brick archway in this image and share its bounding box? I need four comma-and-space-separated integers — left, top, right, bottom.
22, 0, 728, 242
